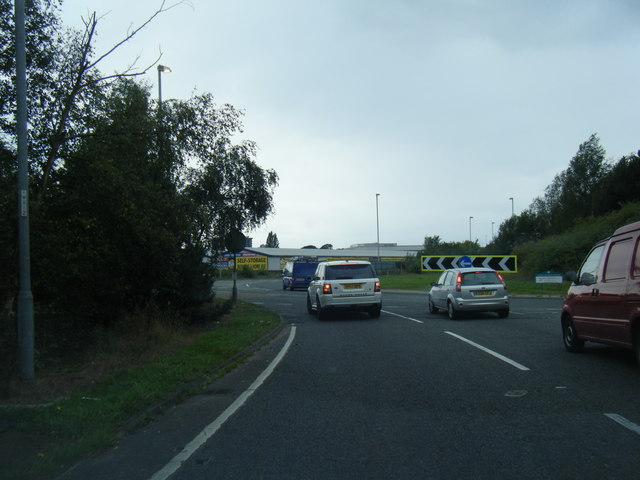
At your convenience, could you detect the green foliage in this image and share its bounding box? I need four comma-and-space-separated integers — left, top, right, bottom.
0, 2, 278, 371
419, 235, 482, 255
263, 231, 280, 248
514, 202, 640, 275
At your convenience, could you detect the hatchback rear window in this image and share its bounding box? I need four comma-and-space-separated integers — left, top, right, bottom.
326, 264, 375, 280
461, 272, 501, 286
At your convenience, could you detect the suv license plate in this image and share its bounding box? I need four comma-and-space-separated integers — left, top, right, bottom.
344, 283, 362, 289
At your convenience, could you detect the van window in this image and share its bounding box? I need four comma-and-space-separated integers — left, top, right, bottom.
578, 244, 604, 283
604, 238, 632, 281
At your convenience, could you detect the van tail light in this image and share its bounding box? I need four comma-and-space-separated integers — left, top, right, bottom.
323, 283, 333, 294
374, 281, 381, 292
455, 273, 462, 292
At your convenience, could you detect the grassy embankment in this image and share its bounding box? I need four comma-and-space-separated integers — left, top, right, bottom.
0, 301, 280, 480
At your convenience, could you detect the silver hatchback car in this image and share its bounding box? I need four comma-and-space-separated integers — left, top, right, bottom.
428, 267, 509, 319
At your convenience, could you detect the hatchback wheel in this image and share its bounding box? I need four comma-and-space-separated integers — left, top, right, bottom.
498, 309, 509, 318
428, 296, 439, 314
562, 316, 584, 352
447, 301, 458, 320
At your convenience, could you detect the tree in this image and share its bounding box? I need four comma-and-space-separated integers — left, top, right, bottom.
263, 232, 279, 248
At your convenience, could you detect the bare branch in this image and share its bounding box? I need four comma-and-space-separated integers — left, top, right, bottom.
87, 0, 186, 73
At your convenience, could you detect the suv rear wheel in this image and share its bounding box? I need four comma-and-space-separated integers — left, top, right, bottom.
634, 327, 640, 366
316, 295, 326, 320
306, 293, 314, 314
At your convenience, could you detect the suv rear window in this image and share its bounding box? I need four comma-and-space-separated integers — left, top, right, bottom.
461, 271, 501, 286
326, 264, 375, 280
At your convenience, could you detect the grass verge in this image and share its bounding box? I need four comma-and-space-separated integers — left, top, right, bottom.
380, 272, 569, 296
0, 301, 280, 480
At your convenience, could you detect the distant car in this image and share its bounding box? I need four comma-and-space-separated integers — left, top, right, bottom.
282, 261, 318, 290
307, 260, 382, 320
428, 267, 509, 319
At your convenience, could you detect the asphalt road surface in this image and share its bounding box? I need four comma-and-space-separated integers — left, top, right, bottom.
60, 278, 640, 480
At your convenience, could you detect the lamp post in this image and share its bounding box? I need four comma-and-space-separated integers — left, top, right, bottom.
376, 193, 380, 268
509, 197, 514, 216
157, 64, 171, 105
15, 0, 34, 381
469, 216, 473, 242
491, 221, 495, 240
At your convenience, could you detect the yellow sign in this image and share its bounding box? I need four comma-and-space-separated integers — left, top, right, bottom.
236, 256, 267, 271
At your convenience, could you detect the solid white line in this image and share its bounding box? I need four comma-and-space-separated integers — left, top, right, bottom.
382, 310, 424, 323
604, 413, 640, 436
444, 331, 530, 371
149, 325, 297, 480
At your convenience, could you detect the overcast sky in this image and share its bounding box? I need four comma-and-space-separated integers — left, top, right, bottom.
60, 0, 640, 249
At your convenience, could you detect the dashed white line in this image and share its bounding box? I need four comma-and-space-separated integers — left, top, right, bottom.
444, 331, 530, 371
382, 310, 424, 323
149, 325, 297, 480
605, 413, 640, 436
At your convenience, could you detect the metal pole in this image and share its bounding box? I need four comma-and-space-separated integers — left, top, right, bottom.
376, 193, 380, 268
509, 197, 514, 216
15, 0, 34, 381
469, 216, 473, 242
157, 66, 162, 104
232, 252, 237, 303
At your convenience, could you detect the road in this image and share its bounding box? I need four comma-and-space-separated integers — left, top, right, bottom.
61, 278, 640, 480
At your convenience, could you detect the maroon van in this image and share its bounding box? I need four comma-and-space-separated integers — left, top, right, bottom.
561, 220, 640, 365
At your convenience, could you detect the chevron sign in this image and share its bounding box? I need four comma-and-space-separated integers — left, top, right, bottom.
421, 255, 517, 273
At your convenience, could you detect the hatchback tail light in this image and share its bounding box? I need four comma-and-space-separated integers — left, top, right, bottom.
374, 281, 381, 292
323, 283, 333, 294
497, 272, 507, 288
455, 273, 462, 292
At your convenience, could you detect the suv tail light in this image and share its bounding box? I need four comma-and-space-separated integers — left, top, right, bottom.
374, 281, 381, 292
455, 273, 462, 292
323, 283, 333, 294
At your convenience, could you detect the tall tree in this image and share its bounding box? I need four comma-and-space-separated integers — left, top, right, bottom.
263, 232, 279, 248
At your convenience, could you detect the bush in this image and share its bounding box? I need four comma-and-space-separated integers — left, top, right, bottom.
515, 202, 640, 274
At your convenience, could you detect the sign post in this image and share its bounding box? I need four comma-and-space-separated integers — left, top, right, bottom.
225, 229, 246, 303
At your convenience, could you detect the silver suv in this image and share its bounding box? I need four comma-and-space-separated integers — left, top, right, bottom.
428, 267, 509, 319
307, 260, 382, 320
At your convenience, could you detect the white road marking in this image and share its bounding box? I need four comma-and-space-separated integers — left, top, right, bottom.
383, 310, 424, 323
444, 331, 530, 371
604, 413, 640, 436
149, 326, 297, 480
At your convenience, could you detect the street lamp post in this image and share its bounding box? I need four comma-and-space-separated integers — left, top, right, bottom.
157, 64, 171, 105
376, 193, 380, 268
469, 216, 473, 242
15, 0, 34, 381
509, 197, 514, 216
491, 221, 495, 239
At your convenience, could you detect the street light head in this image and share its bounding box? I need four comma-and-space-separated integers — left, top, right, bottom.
157, 64, 172, 73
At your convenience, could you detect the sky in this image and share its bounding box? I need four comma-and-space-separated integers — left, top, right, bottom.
60, 0, 640, 249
